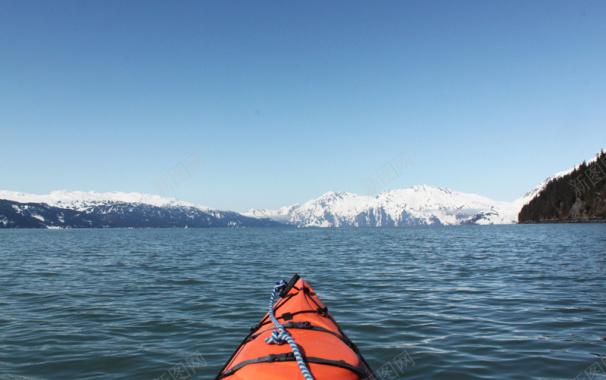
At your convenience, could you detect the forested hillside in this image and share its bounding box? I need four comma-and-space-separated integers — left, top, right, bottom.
519, 150, 606, 223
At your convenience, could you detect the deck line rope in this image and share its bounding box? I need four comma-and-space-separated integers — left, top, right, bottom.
265, 279, 314, 380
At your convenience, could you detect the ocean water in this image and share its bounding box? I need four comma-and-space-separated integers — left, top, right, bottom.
1, 225, 605, 380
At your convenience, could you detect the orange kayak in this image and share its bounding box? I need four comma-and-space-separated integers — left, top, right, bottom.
215, 275, 376, 380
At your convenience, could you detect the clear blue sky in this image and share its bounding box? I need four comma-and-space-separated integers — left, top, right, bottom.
1, 1, 605, 212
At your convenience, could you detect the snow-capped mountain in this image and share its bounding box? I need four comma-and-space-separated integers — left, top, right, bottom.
0, 190, 282, 229
0, 190, 212, 212
244, 154, 602, 228
245, 186, 519, 227
244, 204, 301, 223
2, 153, 596, 229
244, 180, 563, 227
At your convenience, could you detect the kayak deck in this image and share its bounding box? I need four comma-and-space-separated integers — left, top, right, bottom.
215, 277, 375, 380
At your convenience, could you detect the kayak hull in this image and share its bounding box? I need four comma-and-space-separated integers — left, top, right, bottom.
216, 278, 375, 380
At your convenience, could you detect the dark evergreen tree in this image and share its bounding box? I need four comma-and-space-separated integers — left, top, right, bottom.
519, 150, 606, 223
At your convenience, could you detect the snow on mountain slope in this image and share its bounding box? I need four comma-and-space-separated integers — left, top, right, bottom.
245, 204, 301, 223
0, 191, 284, 228
0, 190, 212, 212
516, 170, 572, 208
245, 185, 519, 227
379, 186, 516, 225
4, 153, 598, 228
288, 191, 377, 227
245, 153, 604, 227
512, 153, 601, 211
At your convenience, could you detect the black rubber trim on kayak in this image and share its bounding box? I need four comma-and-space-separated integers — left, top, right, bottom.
251, 288, 302, 332
248, 321, 358, 351
307, 289, 325, 309
283, 321, 311, 329
215, 283, 308, 380
216, 353, 373, 380
323, 313, 376, 378
245, 320, 367, 373
215, 281, 378, 380
253, 308, 331, 332
249, 293, 376, 378
249, 294, 298, 333
247, 322, 311, 341
297, 287, 377, 379
214, 330, 254, 380
280, 273, 300, 297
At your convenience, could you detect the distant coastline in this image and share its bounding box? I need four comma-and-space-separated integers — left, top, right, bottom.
519, 218, 606, 224
3, 150, 605, 229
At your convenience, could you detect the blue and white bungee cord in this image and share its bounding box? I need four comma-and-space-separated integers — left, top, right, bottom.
265, 279, 314, 380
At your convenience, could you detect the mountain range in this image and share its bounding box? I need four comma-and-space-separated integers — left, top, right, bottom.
0, 190, 281, 229
245, 184, 538, 227
0, 156, 590, 228
244, 153, 601, 227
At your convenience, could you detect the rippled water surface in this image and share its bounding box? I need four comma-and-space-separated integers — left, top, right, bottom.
1, 225, 605, 379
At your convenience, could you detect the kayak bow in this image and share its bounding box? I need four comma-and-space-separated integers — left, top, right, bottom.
215, 275, 376, 380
